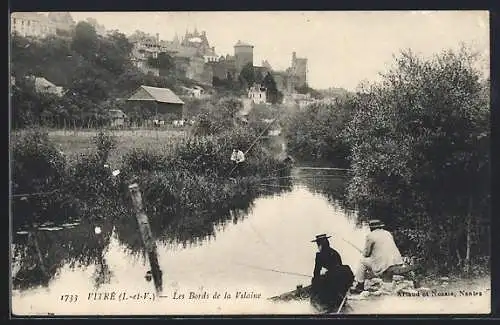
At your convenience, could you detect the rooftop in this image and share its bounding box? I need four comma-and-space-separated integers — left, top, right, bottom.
127, 85, 184, 105
234, 40, 254, 48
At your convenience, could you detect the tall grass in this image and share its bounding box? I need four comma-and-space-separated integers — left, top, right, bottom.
11, 125, 293, 246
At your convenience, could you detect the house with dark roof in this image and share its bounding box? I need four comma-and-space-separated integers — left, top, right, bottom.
126, 85, 185, 121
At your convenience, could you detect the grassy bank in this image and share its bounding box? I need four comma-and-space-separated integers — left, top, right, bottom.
11, 128, 187, 167
10, 127, 293, 240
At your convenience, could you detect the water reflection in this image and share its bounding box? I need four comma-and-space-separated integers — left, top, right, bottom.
292, 168, 355, 214
12, 219, 114, 291
12, 176, 294, 292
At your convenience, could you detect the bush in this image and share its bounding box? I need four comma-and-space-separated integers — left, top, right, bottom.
345, 48, 490, 273
11, 129, 71, 228
284, 98, 354, 167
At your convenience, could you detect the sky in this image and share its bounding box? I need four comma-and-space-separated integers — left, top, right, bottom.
65, 11, 489, 90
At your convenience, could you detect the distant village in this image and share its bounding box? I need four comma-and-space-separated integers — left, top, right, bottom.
11, 12, 342, 128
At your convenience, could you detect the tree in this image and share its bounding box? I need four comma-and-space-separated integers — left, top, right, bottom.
284, 97, 354, 167
262, 72, 279, 104
345, 48, 490, 272
239, 63, 255, 88
71, 21, 99, 60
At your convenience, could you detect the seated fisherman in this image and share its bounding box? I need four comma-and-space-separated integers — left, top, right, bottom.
350, 219, 404, 294
310, 234, 354, 312
230, 149, 245, 164
230, 149, 246, 175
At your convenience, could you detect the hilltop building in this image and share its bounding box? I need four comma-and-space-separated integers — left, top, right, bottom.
129, 29, 217, 84
47, 12, 75, 32
11, 12, 56, 38
128, 29, 308, 94
11, 12, 76, 38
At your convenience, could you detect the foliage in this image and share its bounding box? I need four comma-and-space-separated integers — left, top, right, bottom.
238, 63, 256, 89
295, 84, 324, 99
345, 48, 490, 272
191, 97, 242, 136
10, 28, 195, 129
262, 72, 282, 104
284, 98, 354, 167
11, 129, 73, 229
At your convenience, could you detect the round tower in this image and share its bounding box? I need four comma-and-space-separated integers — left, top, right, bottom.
234, 40, 254, 74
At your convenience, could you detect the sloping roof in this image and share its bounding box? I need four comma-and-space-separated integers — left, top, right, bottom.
127, 85, 184, 104
34, 77, 57, 88
234, 40, 253, 47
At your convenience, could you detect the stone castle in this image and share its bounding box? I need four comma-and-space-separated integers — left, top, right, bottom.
129, 29, 308, 94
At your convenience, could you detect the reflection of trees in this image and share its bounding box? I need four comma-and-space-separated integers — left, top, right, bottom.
295, 170, 354, 213
114, 178, 293, 256
12, 176, 295, 290
12, 220, 114, 291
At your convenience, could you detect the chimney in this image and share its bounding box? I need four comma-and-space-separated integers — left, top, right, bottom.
156, 33, 159, 44
292, 51, 297, 61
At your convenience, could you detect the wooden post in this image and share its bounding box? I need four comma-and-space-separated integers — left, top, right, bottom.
29, 230, 49, 278
128, 183, 163, 293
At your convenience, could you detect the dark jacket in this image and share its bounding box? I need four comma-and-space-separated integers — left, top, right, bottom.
313, 246, 343, 278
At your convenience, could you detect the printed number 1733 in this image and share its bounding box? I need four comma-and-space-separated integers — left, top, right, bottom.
60, 294, 78, 303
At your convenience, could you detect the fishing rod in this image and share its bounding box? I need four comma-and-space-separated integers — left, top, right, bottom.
337, 237, 363, 255
228, 112, 282, 177
234, 261, 312, 278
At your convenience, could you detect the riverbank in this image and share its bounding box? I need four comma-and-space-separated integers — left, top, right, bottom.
11, 128, 293, 233
347, 275, 491, 314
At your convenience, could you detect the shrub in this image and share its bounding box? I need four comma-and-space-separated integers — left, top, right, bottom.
345, 48, 490, 273
284, 98, 354, 167
11, 129, 71, 228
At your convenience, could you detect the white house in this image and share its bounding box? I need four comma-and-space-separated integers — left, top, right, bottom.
248, 84, 267, 104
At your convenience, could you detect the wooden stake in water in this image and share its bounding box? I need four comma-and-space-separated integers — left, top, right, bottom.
128, 183, 163, 293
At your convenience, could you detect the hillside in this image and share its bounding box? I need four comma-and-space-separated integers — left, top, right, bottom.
10, 21, 205, 128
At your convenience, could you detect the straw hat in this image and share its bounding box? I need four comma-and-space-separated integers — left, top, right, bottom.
368, 219, 385, 229
311, 234, 331, 242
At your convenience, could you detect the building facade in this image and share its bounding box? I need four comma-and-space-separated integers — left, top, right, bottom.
47, 12, 75, 32
248, 84, 267, 104
11, 12, 56, 38
289, 51, 308, 89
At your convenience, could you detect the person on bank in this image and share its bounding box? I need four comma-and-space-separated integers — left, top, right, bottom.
310, 234, 354, 312
230, 148, 246, 176
230, 149, 245, 164
350, 219, 404, 294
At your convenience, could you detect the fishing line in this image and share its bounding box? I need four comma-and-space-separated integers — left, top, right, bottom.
234, 261, 312, 278
10, 189, 60, 199
228, 111, 282, 177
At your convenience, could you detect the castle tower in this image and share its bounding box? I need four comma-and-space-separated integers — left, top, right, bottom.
234, 40, 254, 74
290, 51, 308, 89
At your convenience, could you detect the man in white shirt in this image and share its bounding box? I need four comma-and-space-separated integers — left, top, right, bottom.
230, 149, 245, 164
350, 219, 404, 294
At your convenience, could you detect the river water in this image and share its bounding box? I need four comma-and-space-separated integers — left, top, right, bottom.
11, 168, 490, 316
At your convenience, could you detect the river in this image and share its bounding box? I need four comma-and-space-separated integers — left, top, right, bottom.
11, 167, 490, 316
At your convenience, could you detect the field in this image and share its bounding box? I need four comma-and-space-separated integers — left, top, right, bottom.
11, 128, 188, 167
